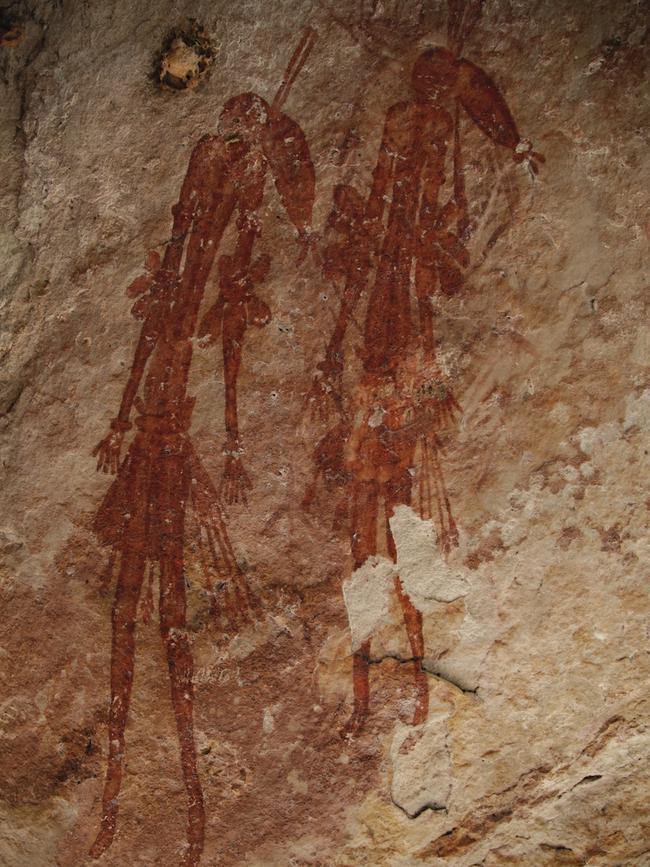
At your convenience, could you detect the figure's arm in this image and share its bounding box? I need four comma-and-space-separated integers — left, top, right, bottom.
306, 265, 362, 422
216, 199, 264, 504
162, 135, 209, 272
319, 267, 363, 379
220, 317, 253, 505
93, 140, 206, 473
310, 120, 396, 419
219, 263, 248, 454
262, 110, 315, 249
227, 204, 262, 282
324, 112, 395, 363
92, 316, 158, 473
365, 112, 395, 224
121, 136, 209, 398
320, 127, 393, 378
113, 322, 156, 427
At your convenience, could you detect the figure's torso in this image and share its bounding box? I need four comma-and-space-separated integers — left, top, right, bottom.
362, 100, 454, 375
142, 136, 269, 419
382, 99, 453, 232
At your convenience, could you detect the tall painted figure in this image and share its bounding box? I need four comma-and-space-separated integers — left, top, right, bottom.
90, 29, 316, 866
308, 1, 541, 736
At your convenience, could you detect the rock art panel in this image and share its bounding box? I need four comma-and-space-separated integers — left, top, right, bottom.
1, 0, 650, 865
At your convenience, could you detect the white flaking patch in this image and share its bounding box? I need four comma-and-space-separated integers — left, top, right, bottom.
342, 556, 396, 651
577, 421, 622, 456
390, 708, 451, 817
262, 708, 275, 734
389, 505, 468, 607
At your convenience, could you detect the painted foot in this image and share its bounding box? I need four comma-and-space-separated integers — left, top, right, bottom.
180, 840, 204, 867
412, 669, 429, 726
340, 708, 368, 739
89, 804, 117, 859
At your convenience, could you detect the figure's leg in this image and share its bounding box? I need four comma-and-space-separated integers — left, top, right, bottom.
159, 551, 205, 867
341, 637, 372, 738
393, 574, 428, 725
341, 480, 378, 737
90, 549, 146, 858
385, 472, 429, 726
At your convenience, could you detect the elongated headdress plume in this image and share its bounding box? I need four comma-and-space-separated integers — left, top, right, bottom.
443, 1, 526, 239
443, 0, 485, 238
447, 0, 486, 56
272, 27, 318, 113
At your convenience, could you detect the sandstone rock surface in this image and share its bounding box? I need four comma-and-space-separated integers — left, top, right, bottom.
1, 1, 649, 865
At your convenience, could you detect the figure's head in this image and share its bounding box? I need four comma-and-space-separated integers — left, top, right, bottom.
218, 92, 270, 146
411, 47, 458, 100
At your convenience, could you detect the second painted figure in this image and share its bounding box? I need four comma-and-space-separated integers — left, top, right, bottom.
308, 4, 542, 735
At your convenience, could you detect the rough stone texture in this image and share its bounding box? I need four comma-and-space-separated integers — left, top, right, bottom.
1, 0, 649, 865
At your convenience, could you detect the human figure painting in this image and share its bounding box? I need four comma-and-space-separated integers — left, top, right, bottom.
307, 0, 542, 737
89, 29, 316, 866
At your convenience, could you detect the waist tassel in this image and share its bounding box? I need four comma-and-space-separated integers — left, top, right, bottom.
417, 435, 458, 554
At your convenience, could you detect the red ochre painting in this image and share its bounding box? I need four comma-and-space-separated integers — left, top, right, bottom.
89, 3, 542, 864
307, 0, 542, 737
90, 29, 317, 867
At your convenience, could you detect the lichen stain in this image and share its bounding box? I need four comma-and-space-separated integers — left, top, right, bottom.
155, 20, 215, 92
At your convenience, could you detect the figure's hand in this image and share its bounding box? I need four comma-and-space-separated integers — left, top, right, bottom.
192, 475, 259, 625
213, 567, 260, 628
514, 139, 545, 176
92, 430, 124, 474
220, 450, 253, 506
